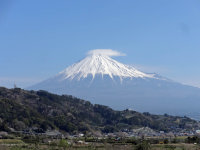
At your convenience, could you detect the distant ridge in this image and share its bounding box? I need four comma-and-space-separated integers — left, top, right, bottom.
0, 87, 199, 134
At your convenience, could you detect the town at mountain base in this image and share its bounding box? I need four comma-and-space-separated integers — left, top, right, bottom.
0, 87, 200, 137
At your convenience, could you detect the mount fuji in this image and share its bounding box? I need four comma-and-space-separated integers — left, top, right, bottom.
28, 49, 200, 119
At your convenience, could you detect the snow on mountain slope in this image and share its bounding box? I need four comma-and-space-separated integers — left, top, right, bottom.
28, 49, 200, 120
59, 49, 155, 81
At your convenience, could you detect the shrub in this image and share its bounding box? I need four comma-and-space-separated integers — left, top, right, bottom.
135, 141, 151, 150
58, 139, 69, 148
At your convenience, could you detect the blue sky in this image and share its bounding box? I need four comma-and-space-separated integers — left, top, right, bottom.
0, 0, 200, 88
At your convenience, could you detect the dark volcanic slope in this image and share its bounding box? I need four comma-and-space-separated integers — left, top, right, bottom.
0, 87, 199, 134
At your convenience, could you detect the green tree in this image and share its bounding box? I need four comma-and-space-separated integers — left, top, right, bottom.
135, 141, 151, 150
58, 139, 69, 149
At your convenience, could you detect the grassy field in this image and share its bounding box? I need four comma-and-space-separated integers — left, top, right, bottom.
0, 139, 200, 150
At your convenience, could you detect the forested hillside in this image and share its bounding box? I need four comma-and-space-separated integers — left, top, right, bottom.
0, 87, 199, 134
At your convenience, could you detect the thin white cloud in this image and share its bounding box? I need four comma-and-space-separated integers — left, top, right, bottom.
87, 49, 126, 57
174, 77, 200, 88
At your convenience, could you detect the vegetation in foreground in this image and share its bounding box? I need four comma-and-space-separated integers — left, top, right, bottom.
1, 87, 200, 150
0, 87, 199, 136
0, 135, 200, 150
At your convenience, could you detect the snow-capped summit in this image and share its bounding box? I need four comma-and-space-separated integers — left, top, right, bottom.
59, 49, 155, 81
28, 49, 200, 120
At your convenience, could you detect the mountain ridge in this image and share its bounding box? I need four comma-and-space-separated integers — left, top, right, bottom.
28, 50, 200, 120
0, 87, 199, 135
